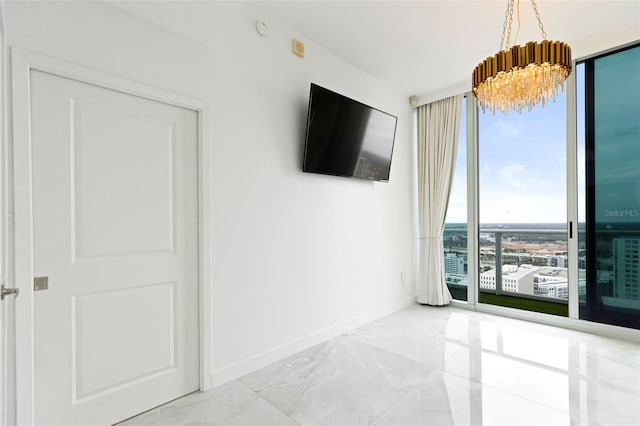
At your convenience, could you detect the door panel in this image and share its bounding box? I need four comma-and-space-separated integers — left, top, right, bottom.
477, 91, 569, 316
72, 102, 176, 259
30, 70, 198, 425
73, 282, 176, 400
579, 44, 640, 330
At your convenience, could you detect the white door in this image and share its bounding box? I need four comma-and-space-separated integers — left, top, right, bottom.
30, 70, 199, 425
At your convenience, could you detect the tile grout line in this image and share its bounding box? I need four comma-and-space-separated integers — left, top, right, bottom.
236, 379, 303, 426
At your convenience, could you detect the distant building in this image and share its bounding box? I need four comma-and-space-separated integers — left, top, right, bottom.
533, 267, 568, 299
578, 256, 586, 270
445, 273, 468, 287
613, 237, 640, 302
535, 281, 568, 299
548, 255, 568, 268
479, 233, 495, 243
578, 279, 587, 296
480, 265, 535, 295
444, 253, 465, 275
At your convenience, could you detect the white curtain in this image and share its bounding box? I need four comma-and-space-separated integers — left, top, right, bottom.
416, 95, 463, 305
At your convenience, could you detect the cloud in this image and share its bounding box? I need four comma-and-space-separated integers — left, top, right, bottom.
476, 161, 568, 223
500, 163, 528, 190
479, 188, 567, 223
598, 164, 640, 183
494, 119, 521, 139
445, 201, 466, 223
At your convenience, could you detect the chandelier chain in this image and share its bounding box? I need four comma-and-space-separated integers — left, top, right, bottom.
531, 0, 547, 40
506, 2, 514, 48
499, 0, 509, 50
500, 0, 515, 50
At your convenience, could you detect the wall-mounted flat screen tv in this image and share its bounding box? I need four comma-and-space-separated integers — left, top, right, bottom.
302, 84, 397, 182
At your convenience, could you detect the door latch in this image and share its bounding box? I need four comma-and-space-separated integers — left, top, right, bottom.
34, 276, 49, 291
1, 284, 19, 300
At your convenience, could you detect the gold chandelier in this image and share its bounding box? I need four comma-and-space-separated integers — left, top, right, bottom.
472, 0, 572, 114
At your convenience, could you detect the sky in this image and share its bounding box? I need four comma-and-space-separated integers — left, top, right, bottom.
446, 90, 570, 224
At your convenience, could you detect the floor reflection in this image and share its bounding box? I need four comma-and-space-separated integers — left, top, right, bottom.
443, 309, 640, 425
121, 305, 640, 426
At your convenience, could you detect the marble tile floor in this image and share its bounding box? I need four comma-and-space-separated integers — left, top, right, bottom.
120, 305, 640, 426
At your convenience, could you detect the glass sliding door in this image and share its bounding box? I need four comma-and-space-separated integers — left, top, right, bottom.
578, 44, 640, 330
477, 91, 569, 316
441, 41, 638, 331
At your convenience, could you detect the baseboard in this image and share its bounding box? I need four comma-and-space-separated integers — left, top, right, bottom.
474, 302, 640, 343
209, 295, 417, 388
451, 299, 640, 343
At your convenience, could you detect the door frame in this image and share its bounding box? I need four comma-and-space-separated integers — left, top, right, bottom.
0, 2, 11, 425
10, 48, 212, 425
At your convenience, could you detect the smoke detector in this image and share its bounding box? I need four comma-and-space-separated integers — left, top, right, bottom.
255, 20, 269, 37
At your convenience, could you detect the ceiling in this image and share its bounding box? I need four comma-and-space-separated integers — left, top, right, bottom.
112, 0, 640, 99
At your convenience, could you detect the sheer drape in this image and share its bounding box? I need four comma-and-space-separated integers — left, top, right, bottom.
416, 95, 463, 305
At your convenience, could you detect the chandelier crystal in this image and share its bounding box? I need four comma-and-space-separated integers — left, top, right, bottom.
472, 0, 572, 114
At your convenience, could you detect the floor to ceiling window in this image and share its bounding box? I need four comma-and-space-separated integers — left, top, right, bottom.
443, 41, 639, 332
477, 89, 568, 316
578, 43, 640, 330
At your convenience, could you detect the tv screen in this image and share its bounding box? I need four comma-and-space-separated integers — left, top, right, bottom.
302, 84, 397, 182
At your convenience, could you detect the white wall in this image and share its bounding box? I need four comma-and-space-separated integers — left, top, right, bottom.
3, 0, 415, 386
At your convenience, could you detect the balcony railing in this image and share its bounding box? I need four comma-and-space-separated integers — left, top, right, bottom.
481, 228, 568, 304
444, 227, 569, 305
